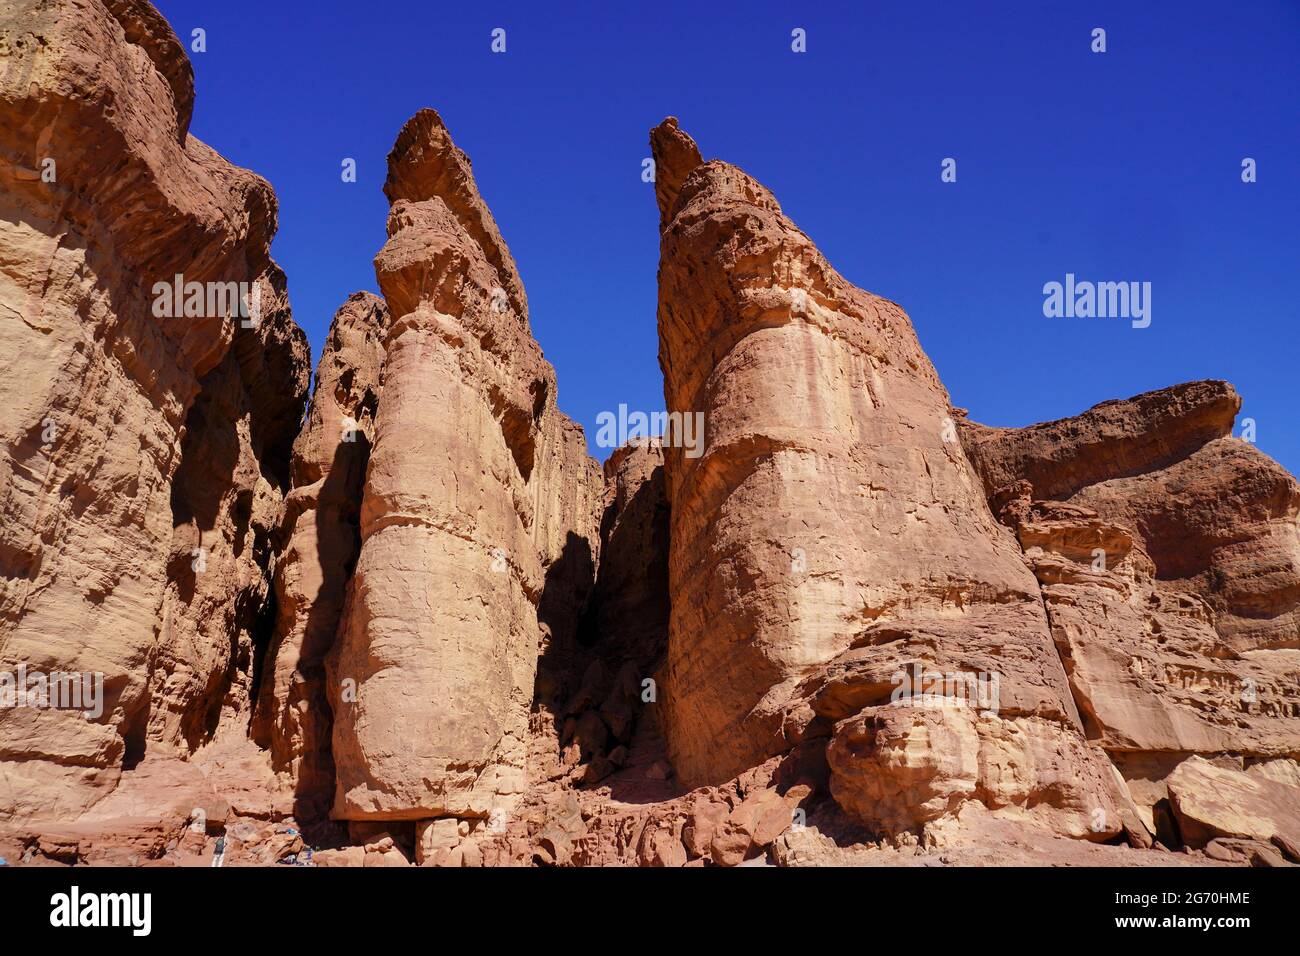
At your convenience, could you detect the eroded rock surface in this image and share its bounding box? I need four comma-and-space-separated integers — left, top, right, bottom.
327, 109, 600, 822
0, 0, 307, 823
960, 382, 1300, 847
254, 292, 388, 820
0, 0, 1294, 868
649, 117, 1133, 842
530, 439, 670, 792
1167, 756, 1300, 854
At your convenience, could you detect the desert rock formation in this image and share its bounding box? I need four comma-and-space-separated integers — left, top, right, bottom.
326, 109, 601, 824
253, 291, 388, 820
0, 0, 308, 825
959, 382, 1300, 846
0, 0, 1295, 868
650, 117, 1142, 842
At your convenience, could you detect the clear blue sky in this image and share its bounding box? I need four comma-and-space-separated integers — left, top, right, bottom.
156, 0, 1300, 474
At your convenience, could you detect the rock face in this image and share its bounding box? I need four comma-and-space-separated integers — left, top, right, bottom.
529, 438, 671, 791
0, 0, 1295, 868
0, 0, 307, 823
959, 383, 1300, 844
147, 267, 308, 753
587, 440, 670, 677
650, 118, 1135, 840
253, 292, 389, 819
327, 109, 600, 822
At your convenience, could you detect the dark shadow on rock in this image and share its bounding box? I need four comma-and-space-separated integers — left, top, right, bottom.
252, 432, 371, 834
533, 460, 674, 805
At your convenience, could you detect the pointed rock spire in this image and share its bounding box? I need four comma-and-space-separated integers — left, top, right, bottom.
329, 109, 600, 823
383, 108, 527, 320
649, 116, 702, 231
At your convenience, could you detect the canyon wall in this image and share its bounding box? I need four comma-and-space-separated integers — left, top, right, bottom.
959, 383, 1300, 845
0, 0, 307, 824
253, 291, 389, 820
0, 0, 1295, 867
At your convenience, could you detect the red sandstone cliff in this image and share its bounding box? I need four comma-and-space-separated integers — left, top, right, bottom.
0, 0, 308, 834
0, 1, 1295, 869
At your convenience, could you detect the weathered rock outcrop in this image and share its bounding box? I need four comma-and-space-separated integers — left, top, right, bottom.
1, 0, 1294, 868
531, 439, 671, 790
960, 382, 1300, 844
254, 292, 389, 819
327, 109, 600, 822
147, 268, 309, 754
1167, 756, 1300, 856
650, 118, 1134, 841
960, 380, 1242, 503
960, 381, 1300, 651
587, 440, 670, 673
0, 0, 307, 824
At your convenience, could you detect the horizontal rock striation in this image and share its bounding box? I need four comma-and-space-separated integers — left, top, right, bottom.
0, 0, 307, 823
960, 383, 1300, 843
1, 0, 1294, 866
651, 117, 1135, 841
327, 109, 600, 822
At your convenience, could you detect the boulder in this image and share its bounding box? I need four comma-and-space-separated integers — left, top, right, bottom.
1168, 757, 1300, 851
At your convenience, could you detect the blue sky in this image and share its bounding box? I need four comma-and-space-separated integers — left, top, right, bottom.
157, 0, 1300, 473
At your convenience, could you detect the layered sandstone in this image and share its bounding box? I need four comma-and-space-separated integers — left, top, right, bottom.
1, 0, 1295, 868
327, 109, 600, 822
587, 441, 669, 674
254, 292, 389, 819
147, 267, 309, 753
960, 383, 1300, 844
531, 439, 670, 791
650, 118, 1135, 841
0, 0, 307, 823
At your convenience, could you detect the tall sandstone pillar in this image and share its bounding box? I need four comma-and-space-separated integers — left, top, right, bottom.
651, 118, 1138, 839
329, 110, 599, 821
254, 292, 389, 818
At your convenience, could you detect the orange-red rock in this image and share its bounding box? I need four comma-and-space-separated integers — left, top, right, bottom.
0, 0, 307, 824
254, 292, 389, 819
649, 118, 1130, 842
960, 384, 1300, 839
1, 2, 1295, 868
327, 109, 599, 821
